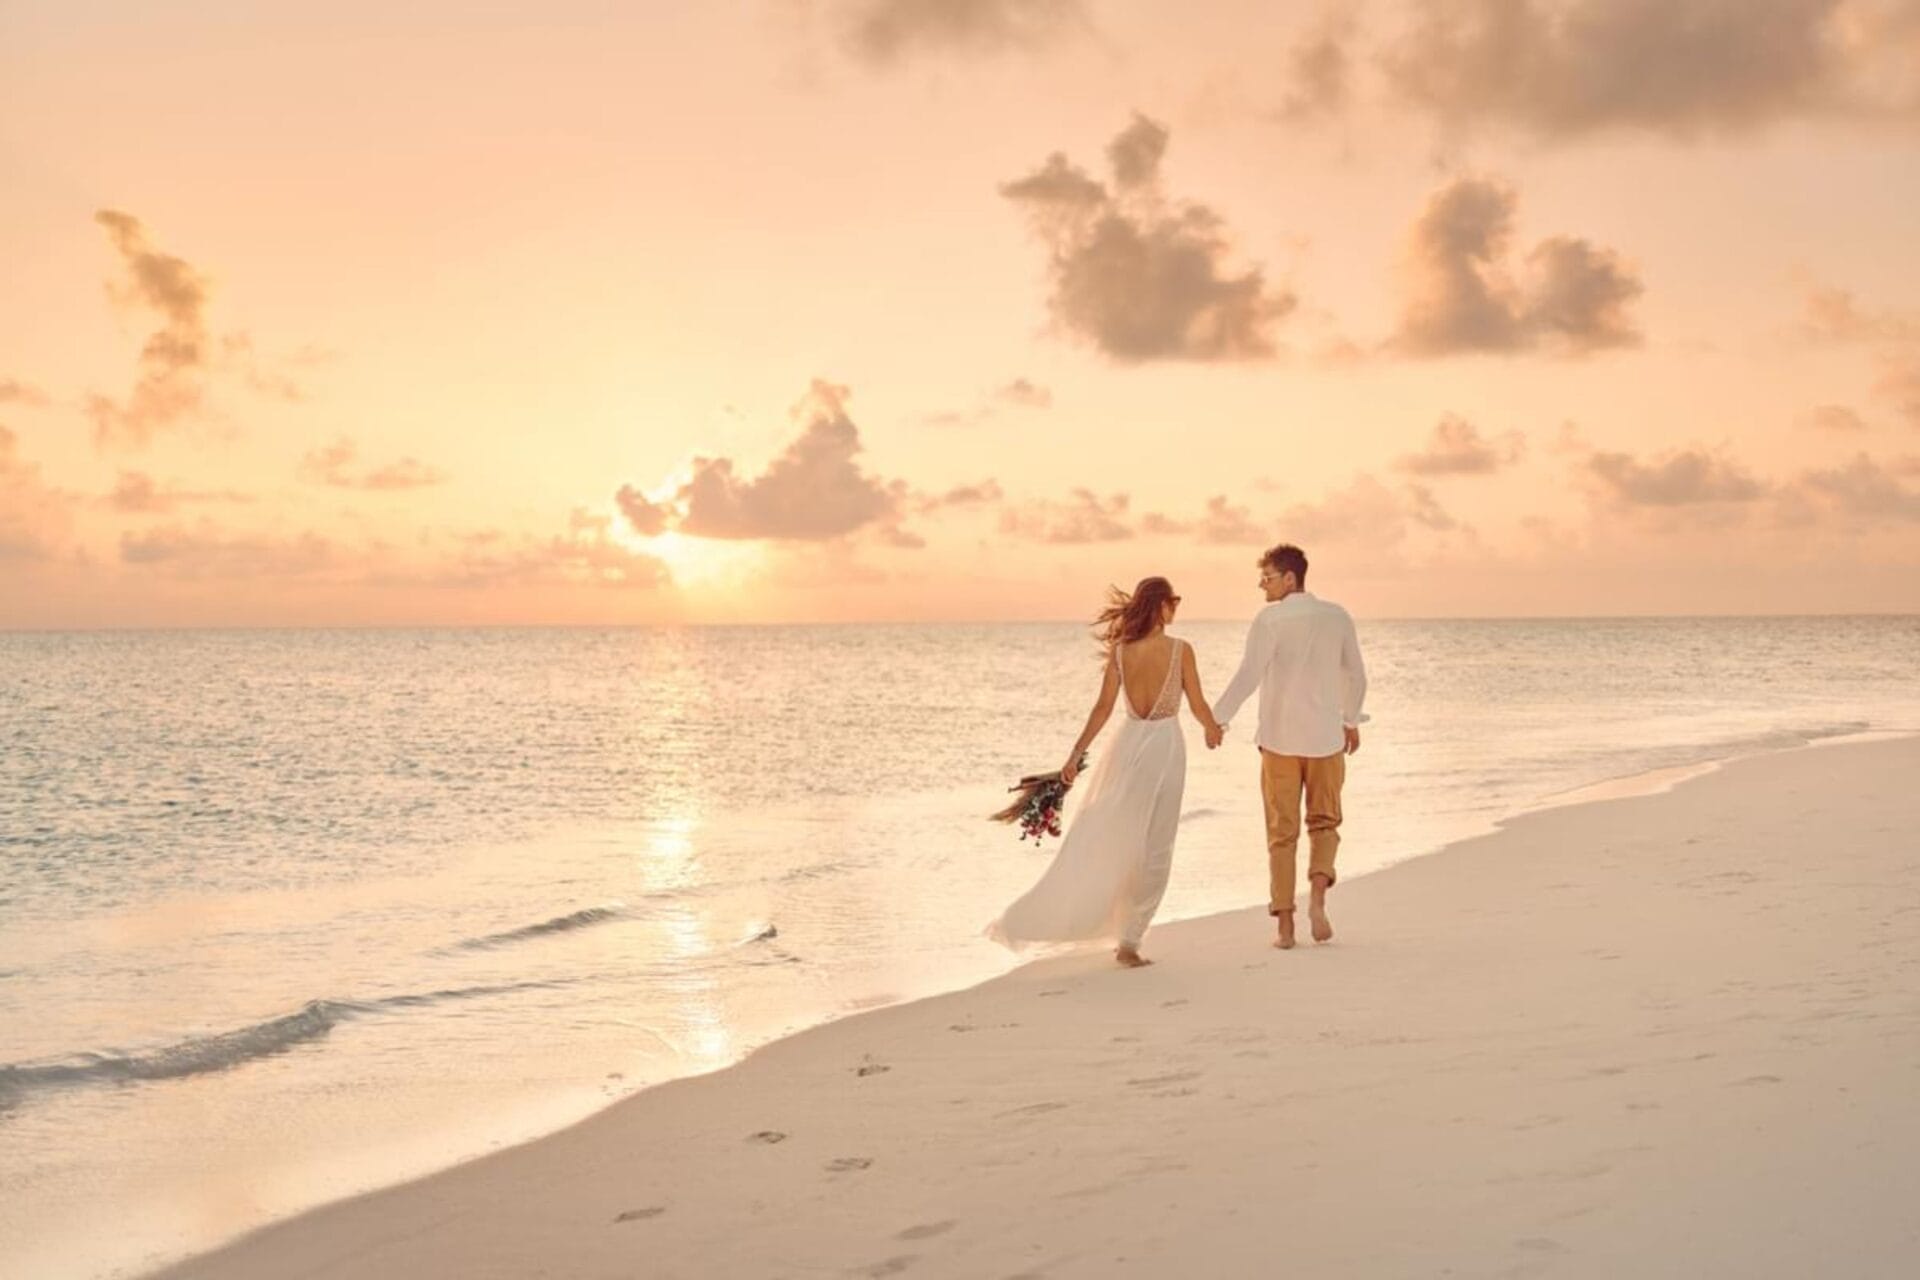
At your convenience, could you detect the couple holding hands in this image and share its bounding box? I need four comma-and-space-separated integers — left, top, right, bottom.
989, 542, 1368, 965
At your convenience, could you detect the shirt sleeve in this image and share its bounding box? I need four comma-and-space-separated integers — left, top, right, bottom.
1340, 610, 1368, 728
1211, 610, 1270, 727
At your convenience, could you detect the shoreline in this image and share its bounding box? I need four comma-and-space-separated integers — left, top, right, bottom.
10, 722, 1893, 1280
144, 733, 1920, 1279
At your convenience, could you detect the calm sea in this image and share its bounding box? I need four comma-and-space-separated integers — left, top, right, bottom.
3, 617, 1917, 1277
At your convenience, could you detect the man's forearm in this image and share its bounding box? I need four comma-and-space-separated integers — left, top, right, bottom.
1212, 642, 1265, 725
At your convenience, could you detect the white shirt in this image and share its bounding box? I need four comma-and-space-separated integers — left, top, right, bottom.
1211, 592, 1368, 758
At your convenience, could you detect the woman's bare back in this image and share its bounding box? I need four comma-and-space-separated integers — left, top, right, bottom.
1117, 634, 1179, 719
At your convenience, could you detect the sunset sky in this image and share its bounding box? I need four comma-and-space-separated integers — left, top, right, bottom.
4, 0, 1919, 627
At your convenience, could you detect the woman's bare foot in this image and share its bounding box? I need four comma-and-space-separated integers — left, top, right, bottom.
1115, 946, 1153, 967
1273, 912, 1297, 950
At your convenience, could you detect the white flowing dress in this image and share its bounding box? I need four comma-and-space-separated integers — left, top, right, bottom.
989, 637, 1188, 951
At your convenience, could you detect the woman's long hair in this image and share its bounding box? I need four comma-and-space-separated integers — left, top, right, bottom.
1093, 576, 1177, 655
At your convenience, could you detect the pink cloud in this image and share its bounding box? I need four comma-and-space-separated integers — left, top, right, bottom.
1395, 178, 1642, 356
300, 436, 448, 490
1003, 115, 1297, 362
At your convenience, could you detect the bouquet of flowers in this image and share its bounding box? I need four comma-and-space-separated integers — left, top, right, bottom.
989, 755, 1088, 844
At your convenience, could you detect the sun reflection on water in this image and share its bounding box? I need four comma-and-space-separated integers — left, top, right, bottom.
634, 817, 734, 1068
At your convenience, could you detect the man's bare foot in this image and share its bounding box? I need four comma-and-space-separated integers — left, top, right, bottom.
1115, 946, 1153, 968
1273, 912, 1296, 950
1308, 903, 1334, 943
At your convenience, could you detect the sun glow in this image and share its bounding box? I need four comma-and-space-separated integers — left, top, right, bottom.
618, 526, 764, 590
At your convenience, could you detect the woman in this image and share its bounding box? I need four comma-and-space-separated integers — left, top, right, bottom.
989, 577, 1224, 967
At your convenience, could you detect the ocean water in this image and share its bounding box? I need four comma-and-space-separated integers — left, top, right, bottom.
2, 617, 1917, 1277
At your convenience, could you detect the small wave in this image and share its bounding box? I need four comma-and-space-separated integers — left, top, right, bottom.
778, 861, 847, 884
1533, 719, 1880, 810
369, 977, 577, 1009
0, 999, 357, 1102
0, 978, 576, 1111
447, 904, 629, 952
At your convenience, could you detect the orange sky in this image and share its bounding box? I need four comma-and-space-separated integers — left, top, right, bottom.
4, 0, 1919, 627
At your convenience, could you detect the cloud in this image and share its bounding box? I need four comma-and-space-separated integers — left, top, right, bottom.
1394, 177, 1642, 355
1, 425, 75, 562
999, 488, 1133, 542
1586, 448, 1768, 505
837, 0, 1088, 67
1874, 351, 1920, 427
618, 381, 914, 544
1138, 479, 1453, 558
615, 483, 675, 536
301, 436, 448, 490
1403, 482, 1461, 530
916, 479, 1004, 512
995, 377, 1054, 409
1380, 0, 1920, 141
1140, 495, 1267, 544
82, 210, 312, 447
1267, 473, 1472, 571
222, 333, 312, 404
1197, 496, 1267, 543
1395, 413, 1526, 473
1802, 285, 1920, 344
86, 210, 214, 447
409, 509, 671, 590
0, 379, 51, 408
924, 377, 1054, 427
1796, 287, 1920, 427
120, 524, 337, 579
1797, 452, 1920, 520
107, 470, 252, 514
1277, 11, 1358, 120
1804, 404, 1871, 432
1002, 114, 1297, 362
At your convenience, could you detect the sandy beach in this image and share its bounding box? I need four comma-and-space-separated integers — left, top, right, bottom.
152, 735, 1920, 1280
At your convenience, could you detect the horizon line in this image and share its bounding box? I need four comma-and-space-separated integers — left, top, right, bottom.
3, 611, 1917, 635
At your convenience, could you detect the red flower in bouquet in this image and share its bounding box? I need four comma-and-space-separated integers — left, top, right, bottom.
990, 755, 1088, 844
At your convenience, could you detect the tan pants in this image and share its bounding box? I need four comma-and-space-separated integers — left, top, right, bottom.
1260, 749, 1345, 914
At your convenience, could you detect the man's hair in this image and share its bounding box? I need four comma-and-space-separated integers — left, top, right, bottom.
1258, 542, 1308, 586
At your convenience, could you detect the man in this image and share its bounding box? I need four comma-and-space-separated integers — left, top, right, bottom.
1211, 543, 1367, 950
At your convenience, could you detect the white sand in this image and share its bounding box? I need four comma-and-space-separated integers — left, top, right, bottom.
153, 738, 1920, 1279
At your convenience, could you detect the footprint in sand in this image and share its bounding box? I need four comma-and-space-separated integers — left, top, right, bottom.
748, 1130, 788, 1143
859, 1255, 918, 1276
856, 1062, 891, 1077
1127, 1070, 1202, 1088
1734, 1074, 1784, 1086
1160, 998, 1189, 1008
614, 1207, 664, 1223
996, 1101, 1068, 1118
896, 1220, 958, 1241
827, 1156, 874, 1172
